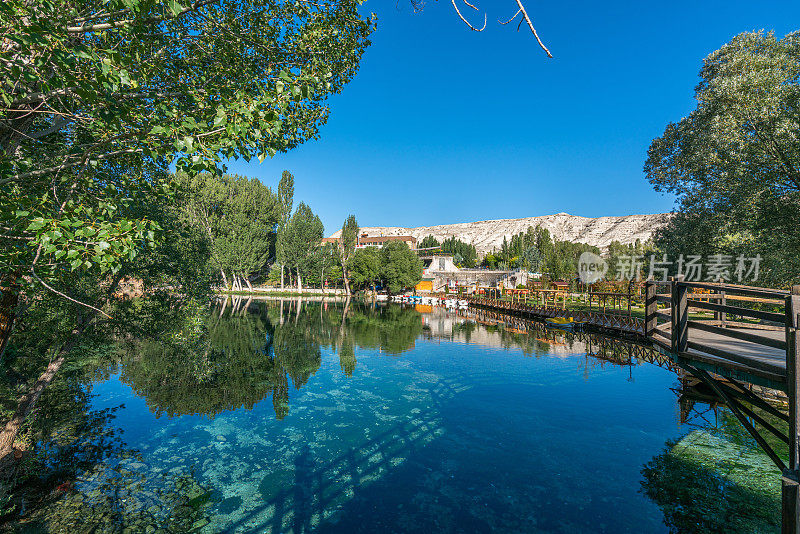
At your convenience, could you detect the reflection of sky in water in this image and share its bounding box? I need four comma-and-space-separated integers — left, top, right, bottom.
88, 306, 686, 533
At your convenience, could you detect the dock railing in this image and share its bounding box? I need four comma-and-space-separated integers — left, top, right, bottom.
645, 277, 790, 379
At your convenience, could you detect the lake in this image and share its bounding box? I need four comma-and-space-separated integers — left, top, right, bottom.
30, 299, 782, 533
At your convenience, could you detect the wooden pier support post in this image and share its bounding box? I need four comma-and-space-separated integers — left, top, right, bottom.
784, 285, 800, 534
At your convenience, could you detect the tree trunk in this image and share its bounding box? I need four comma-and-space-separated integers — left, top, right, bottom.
0, 351, 68, 459
342, 259, 351, 296
320, 266, 325, 294
220, 268, 229, 290
244, 275, 253, 293
280, 264, 285, 291
296, 268, 302, 293
0, 271, 20, 361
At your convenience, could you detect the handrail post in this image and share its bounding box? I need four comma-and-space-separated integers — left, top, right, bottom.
645, 280, 656, 337
783, 285, 800, 534
670, 275, 687, 353
675, 275, 688, 353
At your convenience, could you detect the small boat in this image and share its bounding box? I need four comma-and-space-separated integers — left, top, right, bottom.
544, 317, 584, 330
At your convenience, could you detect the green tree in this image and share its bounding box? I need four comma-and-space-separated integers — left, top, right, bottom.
440, 237, 477, 267
276, 171, 295, 290
178, 172, 278, 290
347, 247, 381, 292
380, 241, 423, 294
646, 30, 800, 286
281, 203, 323, 292
0, 0, 374, 334
0, 188, 214, 458
418, 235, 441, 250
521, 245, 542, 271
340, 215, 359, 294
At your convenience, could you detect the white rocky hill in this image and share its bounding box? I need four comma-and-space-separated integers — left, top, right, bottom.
330, 212, 670, 255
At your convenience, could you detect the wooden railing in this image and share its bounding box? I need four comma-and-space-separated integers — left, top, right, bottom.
460, 294, 645, 335
645, 277, 790, 379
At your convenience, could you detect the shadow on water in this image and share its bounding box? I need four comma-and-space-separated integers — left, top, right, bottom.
224, 377, 462, 533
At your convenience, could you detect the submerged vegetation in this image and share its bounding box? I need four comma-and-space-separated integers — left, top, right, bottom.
642, 412, 784, 533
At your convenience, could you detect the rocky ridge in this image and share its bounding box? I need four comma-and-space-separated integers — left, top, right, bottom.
330, 212, 670, 255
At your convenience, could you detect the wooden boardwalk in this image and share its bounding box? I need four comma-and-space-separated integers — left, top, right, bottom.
462, 294, 645, 336
651, 324, 786, 387
643, 279, 791, 390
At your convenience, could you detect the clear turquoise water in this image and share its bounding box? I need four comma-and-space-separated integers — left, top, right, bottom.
72, 300, 758, 532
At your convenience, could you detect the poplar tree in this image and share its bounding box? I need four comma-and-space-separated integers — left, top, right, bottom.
340, 215, 359, 294
177, 172, 279, 290
276, 171, 295, 290
1, 0, 373, 312
282, 203, 323, 292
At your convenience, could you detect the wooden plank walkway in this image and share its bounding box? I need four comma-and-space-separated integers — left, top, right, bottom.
651, 325, 786, 388
643, 279, 791, 390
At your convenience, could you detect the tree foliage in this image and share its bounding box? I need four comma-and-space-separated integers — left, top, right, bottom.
281, 202, 323, 289
480, 225, 597, 279
379, 241, 423, 294
339, 214, 359, 293
646, 30, 800, 286
177, 172, 278, 286
347, 247, 380, 291
440, 237, 477, 268
1, 0, 374, 294
418, 235, 441, 250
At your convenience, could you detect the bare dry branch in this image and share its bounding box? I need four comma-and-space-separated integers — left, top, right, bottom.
451, 0, 486, 31
31, 268, 112, 319
513, 0, 552, 57
499, 8, 522, 25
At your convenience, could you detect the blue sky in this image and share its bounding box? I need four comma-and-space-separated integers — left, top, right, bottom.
226, 0, 800, 235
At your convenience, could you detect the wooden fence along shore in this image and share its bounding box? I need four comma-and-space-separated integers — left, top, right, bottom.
458, 279, 800, 533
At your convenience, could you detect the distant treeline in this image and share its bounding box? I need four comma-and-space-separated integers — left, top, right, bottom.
419, 226, 654, 281
178, 170, 422, 293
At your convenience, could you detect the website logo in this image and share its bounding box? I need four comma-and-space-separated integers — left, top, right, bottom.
578, 252, 607, 284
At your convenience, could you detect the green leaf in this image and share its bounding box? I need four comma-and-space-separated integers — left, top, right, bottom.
167, 0, 183, 16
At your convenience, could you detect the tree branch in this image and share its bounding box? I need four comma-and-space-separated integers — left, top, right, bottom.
451, 0, 486, 31
65, 0, 221, 33
513, 0, 552, 58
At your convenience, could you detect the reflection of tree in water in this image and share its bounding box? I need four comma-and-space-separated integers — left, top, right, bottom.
119, 301, 424, 421
344, 305, 423, 355
119, 309, 276, 418
269, 308, 322, 419
120, 302, 325, 421
641, 408, 783, 533
338, 335, 357, 377
0, 342, 212, 531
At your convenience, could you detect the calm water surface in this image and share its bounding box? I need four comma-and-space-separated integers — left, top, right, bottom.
60, 299, 778, 533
